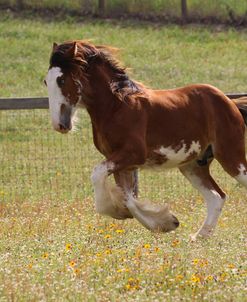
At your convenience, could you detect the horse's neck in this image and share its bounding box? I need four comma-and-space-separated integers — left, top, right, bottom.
85, 65, 120, 125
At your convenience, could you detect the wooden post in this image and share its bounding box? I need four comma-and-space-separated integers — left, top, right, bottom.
98, 0, 105, 15
16, 0, 24, 10
82, 0, 91, 13
181, 0, 188, 22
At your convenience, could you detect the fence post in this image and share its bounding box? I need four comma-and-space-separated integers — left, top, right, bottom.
82, 0, 91, 13
181, 0, 188, 22
98, 0, 105, 15
16, 0, 24, 10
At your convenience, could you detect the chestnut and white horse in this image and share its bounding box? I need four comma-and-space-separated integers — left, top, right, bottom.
45, 40, 247, 240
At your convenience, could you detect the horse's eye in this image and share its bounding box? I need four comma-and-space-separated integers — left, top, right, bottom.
57, 77, 65, 87
44, 80, 47, 86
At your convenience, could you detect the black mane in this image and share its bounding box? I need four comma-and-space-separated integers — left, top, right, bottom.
50, 41, 145, 99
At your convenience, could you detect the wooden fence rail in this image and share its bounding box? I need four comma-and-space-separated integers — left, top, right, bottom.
0, 97, 48, 110
0, 94, 247, 110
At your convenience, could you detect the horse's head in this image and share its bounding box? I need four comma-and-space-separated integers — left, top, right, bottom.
45, 41, 91, 133
45, 40, 143, 133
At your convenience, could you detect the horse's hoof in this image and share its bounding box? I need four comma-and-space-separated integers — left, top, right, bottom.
189, 233, 198, 242
189, 232, 211, 242
172, 215, 180, 228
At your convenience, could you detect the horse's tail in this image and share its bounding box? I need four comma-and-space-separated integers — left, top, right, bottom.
232, 97, 247, 125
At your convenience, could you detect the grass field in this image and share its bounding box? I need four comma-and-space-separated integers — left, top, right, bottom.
0, 12, 247, 301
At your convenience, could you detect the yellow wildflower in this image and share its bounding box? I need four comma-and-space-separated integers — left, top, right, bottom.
206, 275, 214, 281
74, 268, 80, 275
105, 249, 112, 255
42, 252, 49, 259
143, 243, 151, 249
190, 274, 200, 283
109, 223, 117, 228
116, 229, 125, 233
125, 277, 140, 290
219, 272, 228, 282
192, 258, 199, 265
192, 258, 208, 267
227, 263, 235, 269
69, 260, 76, 267
117, 267, 130, 273
87, 224, 92, 230
176, 274, 184, 281
240, 270, 247, 277
198, 259, 208, 267
171, 239, 180, 247
104, 234, 111, 239
65, 243, 72, 251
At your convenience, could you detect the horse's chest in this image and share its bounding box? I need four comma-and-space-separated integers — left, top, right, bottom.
144, 141, 201, 170
93, 131, 112, 156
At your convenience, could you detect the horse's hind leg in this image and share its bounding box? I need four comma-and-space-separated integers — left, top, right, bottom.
214, 142, 247, 189
180, 161, 226, 240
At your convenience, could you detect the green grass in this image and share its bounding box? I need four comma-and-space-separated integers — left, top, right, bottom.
1, 12, 247, 98
0, 12, 246, 301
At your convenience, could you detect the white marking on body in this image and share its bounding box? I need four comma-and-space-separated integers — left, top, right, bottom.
46, 67, 66, 130
154, 141, 201, 168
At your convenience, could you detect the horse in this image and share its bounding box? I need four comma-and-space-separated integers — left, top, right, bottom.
45, 40, 247, 240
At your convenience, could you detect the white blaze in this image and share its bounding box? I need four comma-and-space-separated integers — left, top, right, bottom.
46, 67, 66, 130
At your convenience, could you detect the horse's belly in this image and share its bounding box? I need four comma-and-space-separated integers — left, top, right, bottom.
143, 140, 202, 170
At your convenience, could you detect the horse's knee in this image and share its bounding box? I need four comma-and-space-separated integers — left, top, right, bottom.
91, 161, 115, 185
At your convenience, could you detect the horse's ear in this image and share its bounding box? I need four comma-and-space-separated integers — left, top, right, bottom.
65, 42, 78, 58
52, 42, 58, 52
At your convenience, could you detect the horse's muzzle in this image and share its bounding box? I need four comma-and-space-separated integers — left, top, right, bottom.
57, 122, 72, 133
56, 104, 72, 133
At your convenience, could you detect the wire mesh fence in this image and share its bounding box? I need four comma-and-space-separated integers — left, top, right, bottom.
0, 106, 195, 203
0, 104, 245, 205
0, 109, 99, 202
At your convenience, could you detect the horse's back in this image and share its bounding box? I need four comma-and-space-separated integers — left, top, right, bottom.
142, 84, 245, 169
147, 83, 244, 133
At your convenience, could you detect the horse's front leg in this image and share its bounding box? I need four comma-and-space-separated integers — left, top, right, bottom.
91, 161, 133, 219
92, 156, 179, 232
114, 170, 138, 198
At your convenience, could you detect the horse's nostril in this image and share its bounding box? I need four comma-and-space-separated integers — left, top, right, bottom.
59, 123, 66, 131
